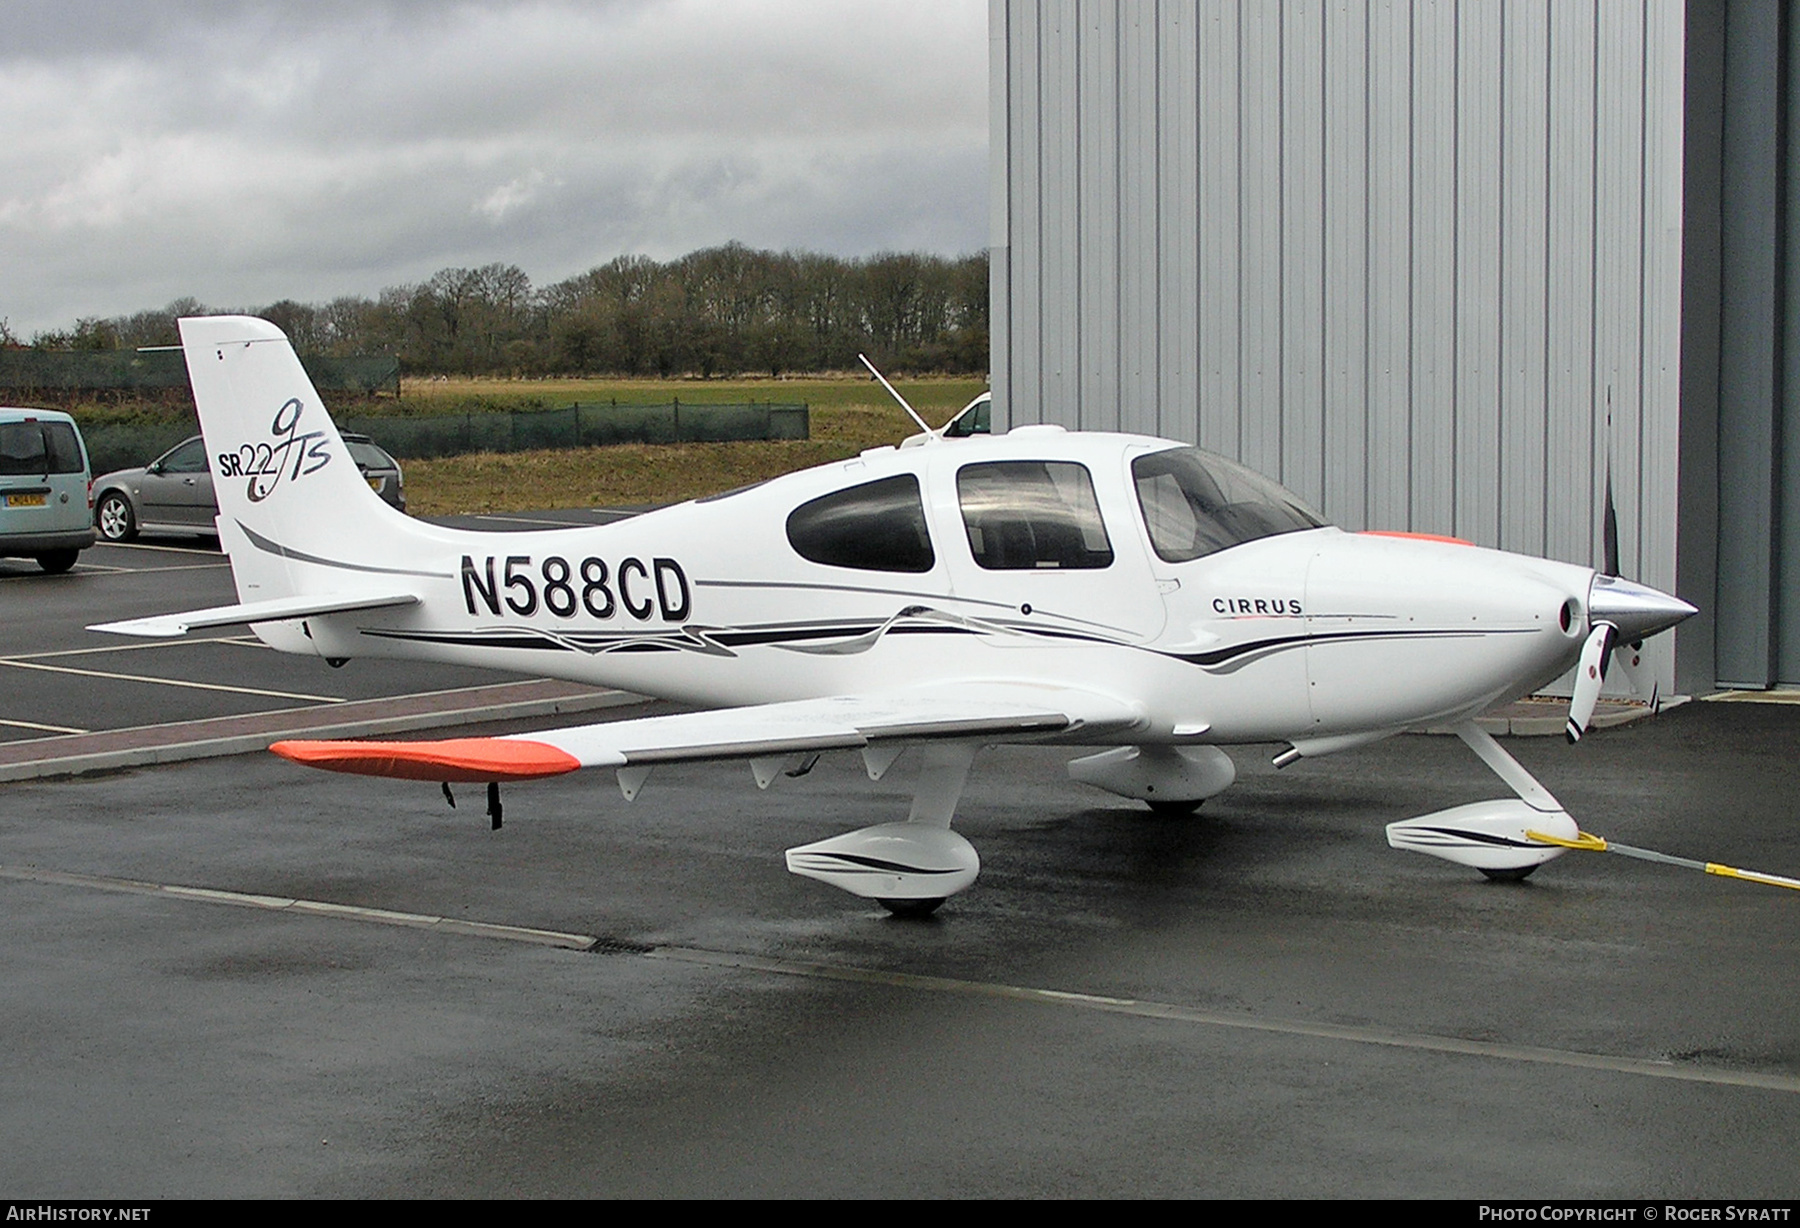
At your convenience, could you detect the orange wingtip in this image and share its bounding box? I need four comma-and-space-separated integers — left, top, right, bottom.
269, 737, 581, 782
1359, 530, 1474, 546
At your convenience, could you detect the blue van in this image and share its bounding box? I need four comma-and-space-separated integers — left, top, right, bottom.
0, 408, 95, 573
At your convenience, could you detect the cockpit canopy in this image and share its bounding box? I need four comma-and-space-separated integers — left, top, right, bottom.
780, 439, 1327, 576
1132, 446, 1326, 563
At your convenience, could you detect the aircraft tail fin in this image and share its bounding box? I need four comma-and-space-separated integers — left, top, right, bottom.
178, 315, 428, 604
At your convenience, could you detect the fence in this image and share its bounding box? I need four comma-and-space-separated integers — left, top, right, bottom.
78, 401, 810, 475
340, 401, 809, 460
0, 351, 400, 396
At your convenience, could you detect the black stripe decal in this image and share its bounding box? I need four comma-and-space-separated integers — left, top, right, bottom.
1169, 626, 1535, 669
789, 853, 964, 876
239, 522, 451, 579
1406, 827, 1539, 849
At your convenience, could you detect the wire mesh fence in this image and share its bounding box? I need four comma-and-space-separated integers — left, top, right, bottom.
0, 351, 400, 396
78, 401, 810, 474
340, 401, 809, 459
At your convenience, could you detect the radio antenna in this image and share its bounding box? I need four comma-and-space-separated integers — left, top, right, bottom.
859, 354, 934, 437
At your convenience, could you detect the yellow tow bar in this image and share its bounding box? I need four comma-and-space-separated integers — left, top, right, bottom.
1525, 829, 1800, 892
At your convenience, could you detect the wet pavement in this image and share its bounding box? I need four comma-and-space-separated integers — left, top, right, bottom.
1, 524, 1797, 1197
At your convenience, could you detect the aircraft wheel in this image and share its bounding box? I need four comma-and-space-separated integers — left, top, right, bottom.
1146, 798, 1203, 816
35, 549, 78, 574
1479, 864, 1539, 883
96, 492, 137, 541
878, 897, 945, 919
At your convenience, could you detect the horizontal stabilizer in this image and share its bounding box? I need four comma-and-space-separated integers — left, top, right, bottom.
89, 592, 419, 638
270, 737, 581, 782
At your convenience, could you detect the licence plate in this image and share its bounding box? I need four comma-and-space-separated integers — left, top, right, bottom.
3, 492, 46, 507
366, 477, 383, 492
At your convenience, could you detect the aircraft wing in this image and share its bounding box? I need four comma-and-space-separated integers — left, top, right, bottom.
270, 683, 1147, 784
89, 592, 419, 638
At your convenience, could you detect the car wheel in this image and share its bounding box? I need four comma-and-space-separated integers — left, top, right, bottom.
36, 549, 79, 574
96, 491, 137, 541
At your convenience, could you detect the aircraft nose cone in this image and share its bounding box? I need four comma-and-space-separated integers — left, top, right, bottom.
1588, 574, 1697, 643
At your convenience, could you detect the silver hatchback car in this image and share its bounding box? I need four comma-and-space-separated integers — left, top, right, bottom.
94, 431, 405, 541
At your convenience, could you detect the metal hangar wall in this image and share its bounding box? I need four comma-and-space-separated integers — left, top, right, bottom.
988, 1, 1714, 690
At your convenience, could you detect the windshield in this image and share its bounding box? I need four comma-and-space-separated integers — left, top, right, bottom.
1131, 447, 1326, 563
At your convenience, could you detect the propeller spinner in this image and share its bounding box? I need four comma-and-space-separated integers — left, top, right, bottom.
1566, 575, 1697, 743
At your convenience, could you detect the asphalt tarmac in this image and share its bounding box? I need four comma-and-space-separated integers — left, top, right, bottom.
2, 528, 1798, 1197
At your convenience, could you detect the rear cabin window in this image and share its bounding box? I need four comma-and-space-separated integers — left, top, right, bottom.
345, 439, 395, 471
43, 424, 85, 474
0, 421, 82, 476
956, 461, 1113, 570
0, 423, 48, 476
785, 474, 935, 573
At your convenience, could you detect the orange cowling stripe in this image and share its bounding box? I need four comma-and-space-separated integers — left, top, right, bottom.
1359, 530, 1475, 546
270, 737, 582, 782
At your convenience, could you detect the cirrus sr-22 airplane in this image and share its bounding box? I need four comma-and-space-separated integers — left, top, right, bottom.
94, 315, 1695, 916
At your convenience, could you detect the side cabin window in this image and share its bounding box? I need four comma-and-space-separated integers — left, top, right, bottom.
957, 461, 1113, 570
785, 473, 935, 573
1131, 446, 1326, 563
157, 437, 210, 474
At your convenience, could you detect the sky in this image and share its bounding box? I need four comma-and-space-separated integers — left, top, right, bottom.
0, 0, 989, 337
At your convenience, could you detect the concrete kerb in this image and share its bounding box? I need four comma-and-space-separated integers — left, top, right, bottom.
1419, 694, 1691, 737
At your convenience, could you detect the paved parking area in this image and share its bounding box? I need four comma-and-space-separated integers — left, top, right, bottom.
0, 512, 635, 776
2, 518, 1798, 1197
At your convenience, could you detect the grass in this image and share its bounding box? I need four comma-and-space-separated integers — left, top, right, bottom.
399, 374, 988, 415
398, 375, 989, 514
406, 441, 868, 514
50, 374, 989, 514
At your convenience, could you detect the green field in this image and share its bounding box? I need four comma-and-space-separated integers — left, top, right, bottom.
398, 374, 988, 514
396, 373, 986, 414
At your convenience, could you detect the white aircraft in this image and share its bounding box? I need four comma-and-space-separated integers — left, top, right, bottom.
94, 316, 1695, 915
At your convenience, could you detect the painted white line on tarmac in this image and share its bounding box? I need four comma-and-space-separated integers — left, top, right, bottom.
0, 658, 343, 703
652, 947, 1800, 1096
0, 718, 88, 734
3, 635, 251, 662
93, 541, 221, 555
0, 864, 597, 950
14, 858, 1792, 1093
94, 562, 232, 575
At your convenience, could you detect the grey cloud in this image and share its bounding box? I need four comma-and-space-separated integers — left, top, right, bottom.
0, 0, 986, 335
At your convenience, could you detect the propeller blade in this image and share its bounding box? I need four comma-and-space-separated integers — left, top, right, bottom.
1612, 638, 1644, 692
1566, 621, 1616, 744
1599, 386, 1621, 577
1607, 637, 1665, 714
1602, 469, 1620, 578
